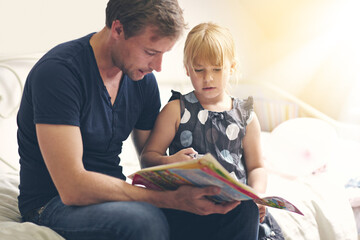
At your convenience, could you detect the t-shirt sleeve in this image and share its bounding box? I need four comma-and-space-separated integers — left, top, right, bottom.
169, 90, 185, 118
242, 96, 255, 125
134, 74, 161, 130
31, 59, 82, 126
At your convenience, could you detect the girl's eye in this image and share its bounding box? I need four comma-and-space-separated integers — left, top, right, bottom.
213, 68, 222, 72
194, 69, 203, 72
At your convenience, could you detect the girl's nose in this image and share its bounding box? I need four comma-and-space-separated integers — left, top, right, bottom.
204, 71, 213, 82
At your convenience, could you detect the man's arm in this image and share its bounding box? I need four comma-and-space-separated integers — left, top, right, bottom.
36, 123, 238, 215
131, 128, 151, 158
36, 124, 140, 205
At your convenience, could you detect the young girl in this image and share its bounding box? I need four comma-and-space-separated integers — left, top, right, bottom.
141, 22, 283, 240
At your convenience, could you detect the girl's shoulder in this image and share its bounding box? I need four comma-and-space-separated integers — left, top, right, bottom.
167, 90, 192, 117
232, 96, 254, 111
169, 90, 196, 100
169, 90, 199, 107
230, 96, 254, 124
169, 90, 182, 102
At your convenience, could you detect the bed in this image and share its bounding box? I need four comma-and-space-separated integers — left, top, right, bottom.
1, 55, 359, 240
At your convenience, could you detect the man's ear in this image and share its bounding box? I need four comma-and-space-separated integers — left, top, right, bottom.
111, 20, 124, 39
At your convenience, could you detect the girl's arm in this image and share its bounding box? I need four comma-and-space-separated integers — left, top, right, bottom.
242, 113, 268, 222
242, 113, 267, 193
141, 99, 197, 168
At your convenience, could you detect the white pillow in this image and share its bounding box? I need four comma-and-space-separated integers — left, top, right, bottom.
264, 117, 337, 177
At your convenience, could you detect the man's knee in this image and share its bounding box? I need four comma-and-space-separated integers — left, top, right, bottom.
113, 202, 169, 240
225, 200, 259, 225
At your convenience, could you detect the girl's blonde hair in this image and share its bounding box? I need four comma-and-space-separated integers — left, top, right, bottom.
183, 22, 239, 82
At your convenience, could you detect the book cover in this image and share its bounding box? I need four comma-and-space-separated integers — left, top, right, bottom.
128, 154, 303, 215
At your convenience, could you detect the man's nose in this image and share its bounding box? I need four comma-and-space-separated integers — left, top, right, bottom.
150, 54, 163, 72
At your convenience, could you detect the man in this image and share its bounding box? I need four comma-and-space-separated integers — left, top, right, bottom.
17, 0, 259, 239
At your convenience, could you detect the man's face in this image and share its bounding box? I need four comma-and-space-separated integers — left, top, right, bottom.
111, 25, 177, 81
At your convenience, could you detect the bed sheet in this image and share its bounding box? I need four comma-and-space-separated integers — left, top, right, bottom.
267, 172, 358, 240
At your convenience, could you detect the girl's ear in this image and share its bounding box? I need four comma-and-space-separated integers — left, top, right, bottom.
185, 66, 190, 77
230, 61, 237, 75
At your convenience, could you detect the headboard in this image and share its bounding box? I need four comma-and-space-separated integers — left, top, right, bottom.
0, 56, 40, 171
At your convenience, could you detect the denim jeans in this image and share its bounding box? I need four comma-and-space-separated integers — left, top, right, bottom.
163, 200, 259, 240
25, 196, 259, 240
25, 196, 169, 240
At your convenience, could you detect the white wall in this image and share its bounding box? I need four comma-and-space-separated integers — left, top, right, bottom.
0, 0, 107, 56
1, 0, 359, 124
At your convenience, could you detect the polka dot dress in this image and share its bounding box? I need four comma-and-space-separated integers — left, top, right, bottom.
168, 90, 254, 183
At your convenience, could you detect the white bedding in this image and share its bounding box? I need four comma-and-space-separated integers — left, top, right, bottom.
267, 173, 358, 240
0, 172, 64, 240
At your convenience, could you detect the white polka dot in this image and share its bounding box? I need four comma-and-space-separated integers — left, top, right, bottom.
220, 150, 233, 163
226, 124, 240, 140
198, 110, 208, 125
180, 130, 193, 147
181, 108, 191, 124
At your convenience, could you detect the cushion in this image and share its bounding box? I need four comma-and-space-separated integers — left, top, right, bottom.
264, 117, 337, 177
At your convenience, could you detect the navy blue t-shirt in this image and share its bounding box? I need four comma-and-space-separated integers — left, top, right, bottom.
17, 33, 161, 216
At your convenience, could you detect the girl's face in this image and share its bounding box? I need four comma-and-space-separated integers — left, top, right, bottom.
187, 59, 234, 102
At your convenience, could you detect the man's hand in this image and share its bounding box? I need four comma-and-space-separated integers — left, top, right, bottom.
167, 185, 240, 215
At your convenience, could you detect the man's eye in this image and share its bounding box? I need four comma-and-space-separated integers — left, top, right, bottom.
145, 51, 156, 56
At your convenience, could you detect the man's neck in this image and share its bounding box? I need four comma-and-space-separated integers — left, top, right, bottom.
90, 27, 123, 105
90, 27, 122, 80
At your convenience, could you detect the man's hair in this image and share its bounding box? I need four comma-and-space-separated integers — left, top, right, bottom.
106, 0, 186, 39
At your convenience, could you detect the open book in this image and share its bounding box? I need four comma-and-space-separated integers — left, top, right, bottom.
128, 153, 303, 215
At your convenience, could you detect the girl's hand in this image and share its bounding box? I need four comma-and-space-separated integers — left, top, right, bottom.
257, 204, 266, 223
169, 148, 198, 163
